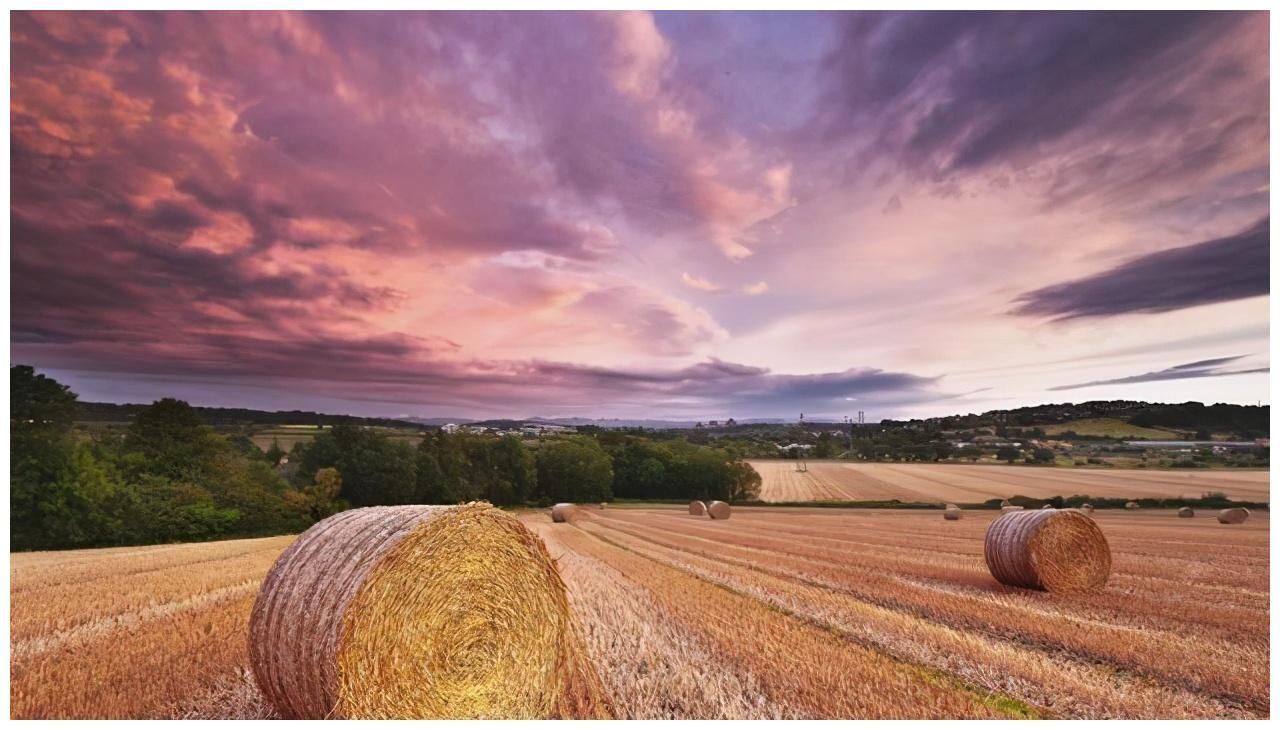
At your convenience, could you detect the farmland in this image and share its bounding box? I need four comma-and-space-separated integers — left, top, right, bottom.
10, 506, 1268, 719
749, 460, 1271, 503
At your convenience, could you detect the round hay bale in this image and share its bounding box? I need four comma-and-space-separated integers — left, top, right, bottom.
707, 500, 731, 520
551, 503, 575, 523
599, 502, 607, 510
943, 504, 962, 521
1217, 507, 1250, 524
984, 508, 1111, 593
1000, 505, 1024, 513
688, 500, 707, 516
249, 503, 609, 719
1178, 506, 1194, 518
1124, 501, 1140, 510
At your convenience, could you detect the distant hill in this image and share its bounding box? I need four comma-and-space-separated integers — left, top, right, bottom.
891, 400, 1268, 438
75, 402, 424, 429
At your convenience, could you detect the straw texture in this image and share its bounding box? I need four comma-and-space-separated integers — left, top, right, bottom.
984, 508, 1111, 593
943, 504, 962, 520
1217, 507, 1250, 524
688, 500, 707, 516
1000, 505, 1024, 513
248, 503, 610, 719
707, 501, 731, 520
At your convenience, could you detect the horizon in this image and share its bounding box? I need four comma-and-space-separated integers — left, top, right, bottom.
12, 11, 1270, 421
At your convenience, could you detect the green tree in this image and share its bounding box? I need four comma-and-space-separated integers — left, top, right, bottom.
996, 446, 1021, 464
536, 437, 613, 503
265, 438, 285, 465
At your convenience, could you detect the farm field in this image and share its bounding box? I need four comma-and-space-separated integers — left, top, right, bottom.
247, 424, 425, 452
1040, 417, 1179, 439
749, 460, 1270, 503
10, 506, 1268, 719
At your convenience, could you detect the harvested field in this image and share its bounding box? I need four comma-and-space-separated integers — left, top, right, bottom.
750, 460, 1270, 503
11, 507, 1269, 719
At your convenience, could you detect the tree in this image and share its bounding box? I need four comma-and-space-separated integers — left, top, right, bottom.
996, 446, 1021, 464
286, 467, 348, 522
1032, 447, 1055, 464
536, 437, 613, 503
295, 425, 417, 506
124, 399, 220, 481
265, 438, 285, 465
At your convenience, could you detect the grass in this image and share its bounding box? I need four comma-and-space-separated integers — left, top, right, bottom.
1041, 418, 1179, 439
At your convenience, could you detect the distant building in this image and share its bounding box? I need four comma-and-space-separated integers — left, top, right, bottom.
441, 423, 460, 434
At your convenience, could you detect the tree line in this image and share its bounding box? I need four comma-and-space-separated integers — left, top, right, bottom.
11, 366, 760, 551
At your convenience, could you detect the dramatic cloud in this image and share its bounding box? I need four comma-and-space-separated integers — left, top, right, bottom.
1012, 218, 1269, 319
1050, 355, 1269, 391
9, 11, 1270, 419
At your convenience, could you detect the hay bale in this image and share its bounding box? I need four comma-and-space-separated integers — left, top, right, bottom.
1218, 507, 1250, 524
1080, 504, 1094, 514
984, 508, 1111, 593
943, 504, 962, 520
249, 503, 610, 719
1124, 501, 1139, 510
551, 503, 575, 523
1000, 505, 1024, 513
707, 500, 731, 520
688, 500, 707, 516
599, 502, 607, 510
1178, 506, 1194, 518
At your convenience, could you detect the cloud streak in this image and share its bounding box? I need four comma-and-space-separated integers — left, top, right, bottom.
1012, 218, 1269, 320
1050, 355, 1269, 391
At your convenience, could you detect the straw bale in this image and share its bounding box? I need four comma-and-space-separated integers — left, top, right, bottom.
249, 503, 610, 719
984, 508, 1111, 593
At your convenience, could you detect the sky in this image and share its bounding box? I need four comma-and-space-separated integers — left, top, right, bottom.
9, 10, 1271, 421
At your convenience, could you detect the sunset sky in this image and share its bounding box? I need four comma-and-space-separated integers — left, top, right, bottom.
10, 10, 1270, 421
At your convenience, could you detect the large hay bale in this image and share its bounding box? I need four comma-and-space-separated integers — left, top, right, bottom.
984, 508, 1111, 593
1218, 507, 1250, 524
1178, 506, 1194, 518
688, 500, 707, 516
249, 503, 610, 719
1124, 501, 1139, 510
707, 500, 731, 520
551, 503, 575, 523
1000, 505, 1024, 513
943, 504, 962, 520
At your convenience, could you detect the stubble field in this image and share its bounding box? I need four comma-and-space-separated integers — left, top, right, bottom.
749, 460, 1271, 503
10, 506, 1269, 719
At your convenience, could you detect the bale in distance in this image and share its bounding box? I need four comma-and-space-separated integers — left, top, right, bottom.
688, 500, 707, 516
1080, 503, 1095, 514
1125, 501, 1140, 510
707, 500, 731, 520
1178, 506, 1194, 518
984, 508, 1111, 593
943, 504, 962, 520
249, 503, 611, 719
1000, 505, 1024, 513
551, 503, 575, 523
1218, 507, 1250, 524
